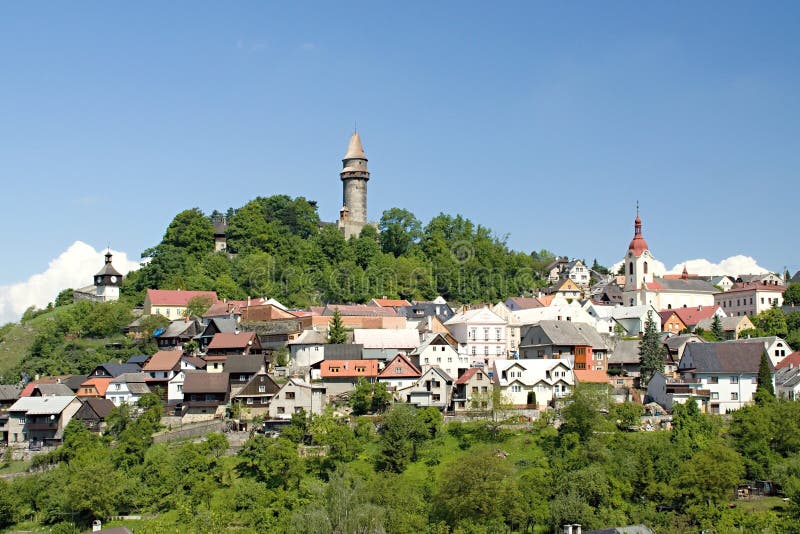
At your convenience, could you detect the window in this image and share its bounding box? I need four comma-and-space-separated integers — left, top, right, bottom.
246, 398, 253, 404
260, 397, 268, 404
628, 262, 633, 275
511, 385, 521, 392
447, 357, 452, 363
285, 391, 295, 400
731, 392, 739, 401
484, 328, 490, 341
708, 376, 719, 384
177, 385, 182, 392
471, 386, 478, 394
471, 346, 476, 356
258, 385, 266, 393
477, 373, 483, 380
730, 376, 739, 384
711, 392, 719, 399
432, 394, 441, 402
495, 328, 501, 341
484, 346, 489, 356
394, 367, 403, 374
329, 366, 340, 373
277, 407, 285, 414
355, 366, 367, 373
643, 261, 648, 274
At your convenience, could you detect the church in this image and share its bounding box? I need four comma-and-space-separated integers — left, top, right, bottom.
621, 211, 717, 310
336, 131, 377, 239
73, 250, 123, 303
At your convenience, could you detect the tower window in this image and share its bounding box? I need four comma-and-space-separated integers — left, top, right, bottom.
628, 262, 633, 275
643, 261, 648, 274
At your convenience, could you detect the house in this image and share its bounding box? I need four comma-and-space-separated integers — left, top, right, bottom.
493, 359, 574, 408
722, 336, 792, 367
125, 355, 150, 368
546, 257, 570, 284
410, 333, 469, 380
675, 342, 771, 414
695, 315, 755, 340
547, 278, 582, 301
352, 329, 420, 360
504, 297, 544, 312
143, 289, 218, 318
287, 329, 328, 368
320, 359, 380, 396
202, 300, 246, 323
205, 331, 263, 373
181, 371, 230, 422
377, 354, 421, 391
268, 377, 326, 419
72, 398, 116, 432
519, 320, 608, 369
451, 368, 493, 411
646, 371, 710, 412
142, 350, 201, 404
709, 275, 735, 292
225, 355, 267, 396
156, 319, 204, 350
559, 259, 591, 289
663, 334, 706, 374
0, 386, 21, 410
444, 307, 508, 368
231, 373, 281, 416
24, 383, 74, 397
591, 282, 624, 305
775, 366, 800, 400
583, 303, 618, 335
606, 339, 641, 388
7, 396, 82, 447
775, 352, 800, 370
397, 299, 455, 325
658, 310, 688, 335
195, 318, 238, 350
87, 363, 142, 379
239, 302, 298, 323
491, 302, 523, 356
668, 305, 725, 331
105, 373, 150, 406
242, 319, 304, 352
396, 367, 453, 409
736, 273, 784, 286
715, 282, 787, 317
514, 301, 599, 332
77, 378, 112, 399
612, 305, 661, 336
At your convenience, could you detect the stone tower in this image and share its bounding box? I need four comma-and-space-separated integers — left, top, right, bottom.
337, 132, 370, 239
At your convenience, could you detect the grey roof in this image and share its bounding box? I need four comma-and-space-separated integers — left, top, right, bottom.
111, 372, 147, 384
35, 383, 75, 396
653, 277, 717, 293
95, 363, 142, 378
679, 342, 767, 374
409, 333, 455, 356
225, 355, 265, 374
62, 375, 87, 392
776, 367, 800, 389
709, 275, 734, 285
522, 320, 607, 350
199, 318, 238, 338
792, 271, 800, 284
422, 366, 453, 383
183, 371, 229, 394
79, 397, 116, 419
0, 385, 20, 401
607, 340, 641, 365
288, 329, 328, 346
9, 395, 76, 415
664, 334, 705, 352
242, 320, 303, 336
397, 302, 455, 321
212, 219, 228, 236
160, 319, 202, 339
125, 355, 149, 366
322, 344, 364, 360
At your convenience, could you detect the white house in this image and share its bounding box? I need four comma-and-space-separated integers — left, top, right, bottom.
513, 301, 598, 331
287, 329, 327, 368
376, 354, 421, 391
444, 307, 508, 368
105, 373, 150, 406
396, 367, 453, 410
675, 342, 771, 414
722, 336, 792, 367
493, 359, 574, 408
142, 351, 204, 403
491, 302, 523, 356
268, 378, 326, 419
410, 333, 468, 380
612, 305, 661, 336
715, 282, 787, 318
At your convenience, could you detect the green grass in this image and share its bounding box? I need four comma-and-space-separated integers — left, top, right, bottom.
733, 495, 788, 513
0, 459, 30, 475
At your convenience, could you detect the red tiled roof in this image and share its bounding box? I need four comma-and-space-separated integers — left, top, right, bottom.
371, 298, 412, 308
645, 281, 663, 290
320, 359, 380, 378
146, 289, 218, 307
377, 354, 421, 378
207, 332, 257, 350
454, 367, 482, 385
776, 352, 800, 370
574, 369, 610, 383
142, 350, 182, 372
669, 306, 720, 327
79, 377, 112, 396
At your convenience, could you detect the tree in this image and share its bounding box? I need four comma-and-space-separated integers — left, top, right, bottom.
349, 378, 391, 415
236, 436, 303, 490
711, 314, 724, 341
54, 289, 74, 307
560, 384, 607, 441
753, 308, 788, 338
379, 208, 422, 256
376, 404, 427, 473
327, 309, 347, 344
157, 208, 215, 258
755, 351, 775, 404
183, 295, 214, 318
785, 282, 800, 306
639, 310, 666, 386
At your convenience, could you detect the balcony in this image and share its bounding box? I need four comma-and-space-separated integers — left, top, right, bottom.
27, 422, 58, 431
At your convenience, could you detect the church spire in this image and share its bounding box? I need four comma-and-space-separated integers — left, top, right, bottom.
628, 206, 649, 256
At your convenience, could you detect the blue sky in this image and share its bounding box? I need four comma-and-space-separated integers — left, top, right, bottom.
2, 1, 799, 286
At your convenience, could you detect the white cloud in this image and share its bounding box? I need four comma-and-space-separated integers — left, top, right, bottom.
0, 241, 141, 325
610, 255, 769, 279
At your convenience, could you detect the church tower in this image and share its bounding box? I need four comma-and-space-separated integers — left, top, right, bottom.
622, 209, 655, 307
94, 250, 122, 301
337, 131, 370, 239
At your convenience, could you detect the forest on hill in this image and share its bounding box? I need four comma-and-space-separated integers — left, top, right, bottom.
122, 195, 561, 307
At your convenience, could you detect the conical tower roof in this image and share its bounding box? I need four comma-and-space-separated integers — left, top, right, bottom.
343, 132, 367, 161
